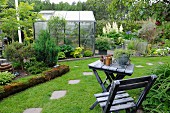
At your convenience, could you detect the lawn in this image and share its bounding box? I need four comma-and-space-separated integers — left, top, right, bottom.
0, 56, 169, 113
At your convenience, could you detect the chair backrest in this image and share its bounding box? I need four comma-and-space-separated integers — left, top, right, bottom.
104, 75, 157, 113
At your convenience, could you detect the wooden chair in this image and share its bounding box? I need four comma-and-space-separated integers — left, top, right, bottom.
94, 75, 157, 113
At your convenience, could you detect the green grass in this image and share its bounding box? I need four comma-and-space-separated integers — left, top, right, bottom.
0, 56, 169, 113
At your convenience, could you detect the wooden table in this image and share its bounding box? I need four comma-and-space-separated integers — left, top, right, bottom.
88, 60, 134, 110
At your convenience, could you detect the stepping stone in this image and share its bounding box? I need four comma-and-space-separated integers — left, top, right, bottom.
158, 62, 164, 64
83, 72, 93, 76
146, 63, 153, 65
74, 66, 79, 68
135, 65, 144, 68
50, 90, 67, 99
68, 80, 80, 84
23, 108, 42, 113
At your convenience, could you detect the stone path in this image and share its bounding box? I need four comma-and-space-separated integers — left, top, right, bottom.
135, 65, 144, 68
146, 63, 153, 65
50, 90, 67, 99
23, 108, 42, 113
158, 62, 164, 64
83, 72, 93, 76
68, 80, 80, 84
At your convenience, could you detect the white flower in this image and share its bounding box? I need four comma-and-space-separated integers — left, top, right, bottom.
103, 27, 106, 34
119, 24, 123, 32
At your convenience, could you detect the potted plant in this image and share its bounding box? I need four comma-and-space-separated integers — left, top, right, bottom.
95, 36, 110, 55
113, 49, 131, 67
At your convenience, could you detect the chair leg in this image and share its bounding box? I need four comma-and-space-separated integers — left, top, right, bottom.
89, 101, 98, 110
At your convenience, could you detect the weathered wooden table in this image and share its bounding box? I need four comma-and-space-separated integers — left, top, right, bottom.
88, 60, 134, 110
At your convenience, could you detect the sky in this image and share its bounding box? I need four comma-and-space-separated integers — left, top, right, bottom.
43, 0, 87, 4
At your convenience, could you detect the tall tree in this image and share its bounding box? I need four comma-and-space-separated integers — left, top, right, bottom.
86, 0, 111, 20
0, 2, 42, 42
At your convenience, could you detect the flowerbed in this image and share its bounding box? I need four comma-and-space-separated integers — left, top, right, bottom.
0, 65, 69, 100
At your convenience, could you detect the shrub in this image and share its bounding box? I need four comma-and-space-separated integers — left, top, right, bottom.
58, 52, 66, 59
83, 50, 93, 57
0, 71, 15, 85
138, 21, 158, 44
143, 63, 170, 112
95, 37, 110, 50
71, 47, 84, 58
24, 58, 48, 74
34, 30, 59, 67
59, 44, 74, 57
4, 42, 34, 70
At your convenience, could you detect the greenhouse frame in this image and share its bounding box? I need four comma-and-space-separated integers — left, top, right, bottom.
34, 10, 96, 54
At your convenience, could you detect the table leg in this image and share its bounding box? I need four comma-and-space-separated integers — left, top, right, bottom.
93, 69, 107, 92
115, 74, 126, 80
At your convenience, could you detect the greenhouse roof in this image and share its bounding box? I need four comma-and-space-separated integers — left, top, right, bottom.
39, 11, 96, 22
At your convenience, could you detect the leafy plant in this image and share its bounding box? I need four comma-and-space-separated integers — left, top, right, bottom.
113, 49, 131, 59
34, 30, 59, 67
138, 21, 158, 44
71, 47, 84, 58
95, 37, 110, 50
4, 42, 34, 70
24, 58, 48, 74
143, 63, 170, 113
59, 44, 74, 57
83, 50, 93, 57
58, 52, 66, 59
0, 71, 15, 85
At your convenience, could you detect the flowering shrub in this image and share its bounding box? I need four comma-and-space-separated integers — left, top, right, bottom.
138, 21, 158, 44
102, 22, 125, 46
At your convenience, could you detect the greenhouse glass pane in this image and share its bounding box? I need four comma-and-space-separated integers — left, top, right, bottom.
39, 11, 54, 20
54, 11, 67, 19
65, 22, 79, 47
80, 11, 95, 22
34, 22, 47, 39
80, 22, 95, 51
65, 11, 79, 21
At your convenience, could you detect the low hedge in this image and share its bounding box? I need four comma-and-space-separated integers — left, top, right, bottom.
0, 65, 69, 100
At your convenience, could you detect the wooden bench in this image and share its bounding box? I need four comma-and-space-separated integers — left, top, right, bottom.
94, 75, 157, 113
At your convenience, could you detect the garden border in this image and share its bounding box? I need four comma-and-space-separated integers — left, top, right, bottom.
0, 65, 69, 100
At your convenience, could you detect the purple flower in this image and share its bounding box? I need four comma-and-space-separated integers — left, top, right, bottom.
126, 31, 131, 34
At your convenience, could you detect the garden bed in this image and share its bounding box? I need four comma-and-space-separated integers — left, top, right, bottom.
0, 65, 69, 100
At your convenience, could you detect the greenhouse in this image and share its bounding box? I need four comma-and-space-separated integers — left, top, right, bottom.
34, 11, 96, 53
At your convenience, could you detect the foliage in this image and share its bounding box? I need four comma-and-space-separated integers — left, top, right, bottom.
138, 21, 158, 44
113, 49, 131, 59
59, 44, 74, 58
47, 16, 66, 45
71, 47, 84, 58
58, 52, 66, 59
24, 58, 48, 74
34, 30, 59, 67
83, 50, 93, 57
96, 19, 109, 36
164, 39, 170, 48
0, 71, 15, 85
143, 63, 170, 113
0, 2, 42, 42
86, 0, 110, 20
108, 0, 170, 22
95, 37, 110, 50
4, 42, 34, 70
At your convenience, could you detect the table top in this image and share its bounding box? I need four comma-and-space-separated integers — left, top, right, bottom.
88, 60, 134, 75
